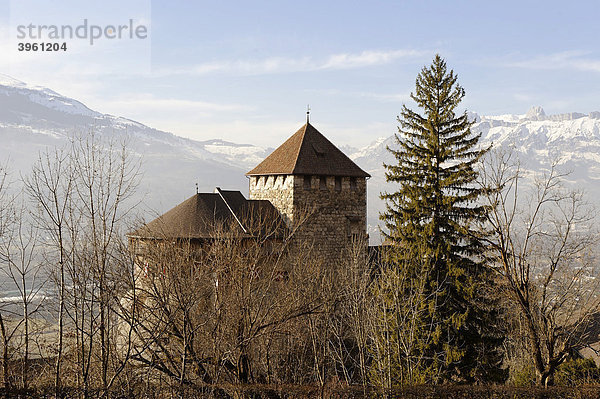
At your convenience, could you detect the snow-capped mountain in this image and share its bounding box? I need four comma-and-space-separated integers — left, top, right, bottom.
352, 107, 600, 240
0, 74, 259, 213
476, 108, 600, 180
1, 74, 598, 240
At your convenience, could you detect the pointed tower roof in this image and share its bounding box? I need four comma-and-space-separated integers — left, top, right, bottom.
246, 123, 370, 178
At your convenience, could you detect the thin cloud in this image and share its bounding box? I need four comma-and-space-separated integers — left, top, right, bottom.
154, 49, 426, 77
505, 51, 600, 73
359, 92, 411, 102
94, 95, 253, 125
160, 120, 303, 148
108, 95, 252, 113
319, 50, 424, 70
91, 96, 260, 142
303, 88, 411, 103
513, 93, 534, 103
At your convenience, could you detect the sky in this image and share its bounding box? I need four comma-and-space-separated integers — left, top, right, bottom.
1, 0, 599, 148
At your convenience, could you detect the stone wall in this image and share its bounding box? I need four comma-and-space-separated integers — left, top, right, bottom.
293, 175, 367, 265
249, 175, 295, 225
249, 174, 367, 266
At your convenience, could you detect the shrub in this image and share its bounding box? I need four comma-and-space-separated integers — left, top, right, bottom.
555, 358, 600, 386
509, 364, 536, 387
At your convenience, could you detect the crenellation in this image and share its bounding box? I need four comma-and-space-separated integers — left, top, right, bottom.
246, 122, 370, 266
249, 172, 367, 265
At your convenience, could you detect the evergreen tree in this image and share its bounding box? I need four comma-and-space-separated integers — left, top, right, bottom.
377, 55, 505, 384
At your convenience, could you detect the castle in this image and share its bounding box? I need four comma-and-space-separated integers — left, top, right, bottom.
132, 121, 370, 264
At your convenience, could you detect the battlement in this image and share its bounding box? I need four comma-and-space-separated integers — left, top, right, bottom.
247, 122, 368, 265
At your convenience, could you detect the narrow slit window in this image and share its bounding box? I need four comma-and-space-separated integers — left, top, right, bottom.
335, 176, 342, 192
320, 176, 327, 190
304, 175, 312, 190
350, 177, 357, 191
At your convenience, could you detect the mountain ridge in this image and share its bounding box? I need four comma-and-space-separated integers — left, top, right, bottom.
1, 75, 598, 240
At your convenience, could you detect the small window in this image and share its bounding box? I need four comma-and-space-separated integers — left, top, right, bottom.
348, 217, 361, 238
319, 176, 327, 190
335, 176, 342, 192
350, 177, 357, 191
304, 175, 312, 190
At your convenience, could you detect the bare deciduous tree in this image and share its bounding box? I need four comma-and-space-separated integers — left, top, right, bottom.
122, 207, 335, 395
0, 164, 16, 389
0, 205, 46, 391
479, 150, 600, 387
70, 132, 141, 393
26, 133, 141, 396
25, 148, 73, 396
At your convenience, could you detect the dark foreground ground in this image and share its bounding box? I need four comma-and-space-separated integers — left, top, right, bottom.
3, 385, 600, 399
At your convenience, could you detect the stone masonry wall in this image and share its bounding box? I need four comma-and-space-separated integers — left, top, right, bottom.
249, 175, 295, 225
293, 175, 366, 266
249, 174, 367, 267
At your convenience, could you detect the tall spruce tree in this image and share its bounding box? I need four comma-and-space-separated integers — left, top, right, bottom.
378, 55, 505, 384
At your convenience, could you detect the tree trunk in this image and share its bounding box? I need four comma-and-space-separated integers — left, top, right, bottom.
0, 314, 10, 390
55, 254, 65, 398
22, 289, 28, 391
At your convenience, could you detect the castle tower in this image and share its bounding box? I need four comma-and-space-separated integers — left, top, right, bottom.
246, 122, 370, 264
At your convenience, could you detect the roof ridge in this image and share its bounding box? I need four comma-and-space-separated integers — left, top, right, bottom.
215, 187, 248, 234
246, 122, 370, 177
290, 123, 308, 174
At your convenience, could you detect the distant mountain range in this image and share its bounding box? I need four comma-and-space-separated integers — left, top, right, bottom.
353, 107, 600, 238
0, 74, 268, 214
2, 74, 599, 241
